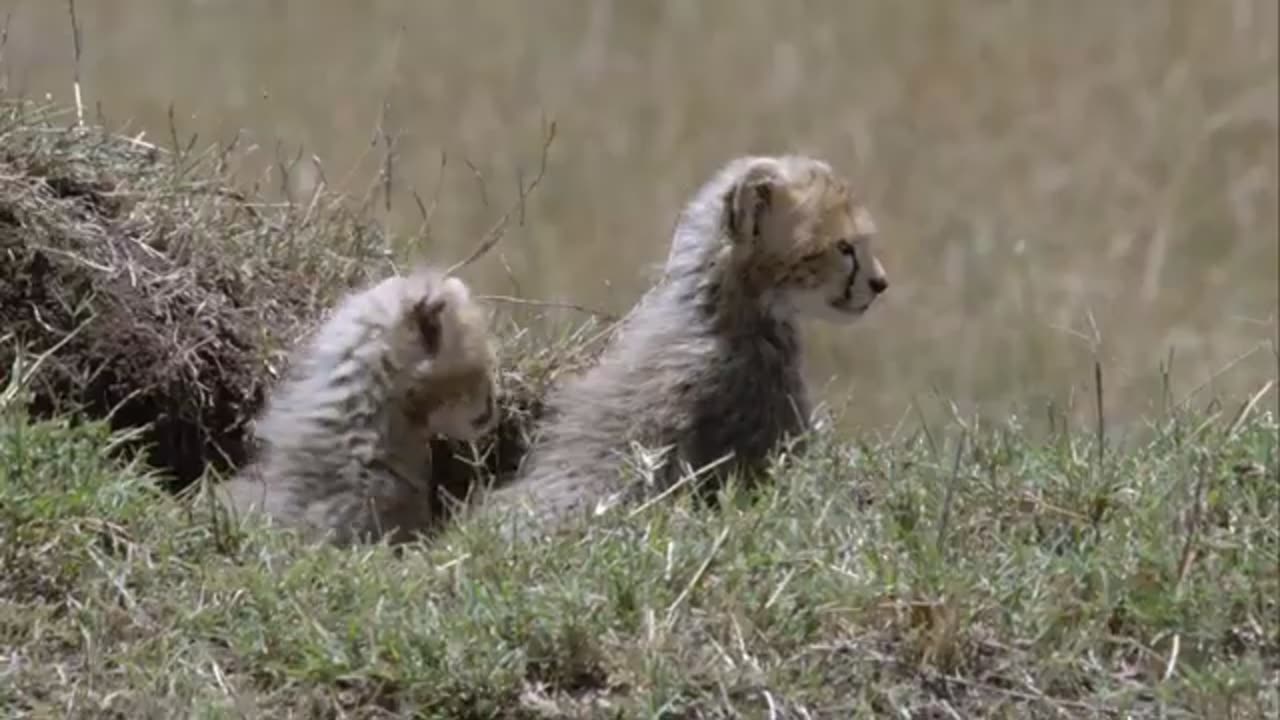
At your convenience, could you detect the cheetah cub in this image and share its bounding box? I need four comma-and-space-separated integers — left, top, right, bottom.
477, 154, 888, 537
218, 268, 498, 546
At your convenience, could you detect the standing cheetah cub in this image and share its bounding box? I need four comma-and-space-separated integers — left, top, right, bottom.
218, 268, 498, 546
478, 154, 888, 536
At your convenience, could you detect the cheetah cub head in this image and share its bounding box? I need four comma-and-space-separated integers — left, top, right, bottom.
723, 155, 888, 323
397, 270, 499, 442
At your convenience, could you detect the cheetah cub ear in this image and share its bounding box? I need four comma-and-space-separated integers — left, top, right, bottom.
410, 276, 471, 357
725, 158, 786, 245
412, 293, 448, 357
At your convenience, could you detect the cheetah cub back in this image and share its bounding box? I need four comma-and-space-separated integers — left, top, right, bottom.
218, 267, 498, 546
477, 154, 889, 537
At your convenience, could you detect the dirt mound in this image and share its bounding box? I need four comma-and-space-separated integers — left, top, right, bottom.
0, 98, 606, 516
0, 99, 394, 488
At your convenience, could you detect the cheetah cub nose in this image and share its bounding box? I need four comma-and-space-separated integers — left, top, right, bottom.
869, 276, 889, 295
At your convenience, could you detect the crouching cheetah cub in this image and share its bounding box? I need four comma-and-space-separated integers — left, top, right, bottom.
217, 267, 498, 546
478, 154, 888, 536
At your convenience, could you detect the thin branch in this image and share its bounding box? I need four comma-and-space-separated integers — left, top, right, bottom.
664, 526, 732, 626
412, 150, 448, 242
1174, 455, 1208, 598
379, 108, 395, 216
1162, 633, 1181, 682
463, 156, 489, 208
1, 11, 13, 94
1094, 357, 1106, 474
629, 452, 736, 520
935, 431, 966, 556
1176, 342, 1268, 411
66, 0, 84, 127
478, 293, 616, 322
1, 316, 92, 410
1225, 379, 1274, 440
446, 119, 557, 276
911, 396, 940, 461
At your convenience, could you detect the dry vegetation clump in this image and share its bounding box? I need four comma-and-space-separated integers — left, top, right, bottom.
0, 95, 601, 509
0, 97, 395, 489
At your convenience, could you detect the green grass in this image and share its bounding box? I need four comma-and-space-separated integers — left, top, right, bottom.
3, 377, 1275, 719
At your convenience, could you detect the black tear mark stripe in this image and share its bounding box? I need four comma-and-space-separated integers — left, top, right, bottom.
841, 243, 861, 295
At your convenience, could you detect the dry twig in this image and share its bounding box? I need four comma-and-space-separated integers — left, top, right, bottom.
446, 119, 557, 276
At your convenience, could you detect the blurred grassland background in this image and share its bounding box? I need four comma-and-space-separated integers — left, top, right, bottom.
4, 0, 1277, 434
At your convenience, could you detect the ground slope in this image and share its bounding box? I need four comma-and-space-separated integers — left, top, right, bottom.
1, 376, 1274, 718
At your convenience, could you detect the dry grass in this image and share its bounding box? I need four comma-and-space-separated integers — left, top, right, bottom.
0, 96, 590, 510
0, 97, 398, 487
4, 1, 1274, 433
